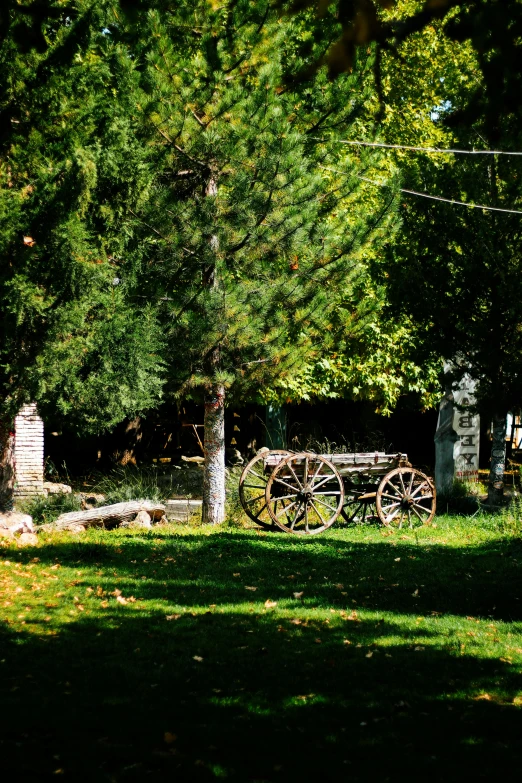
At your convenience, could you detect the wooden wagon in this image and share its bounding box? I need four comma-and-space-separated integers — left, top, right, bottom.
239, 450, 436, 535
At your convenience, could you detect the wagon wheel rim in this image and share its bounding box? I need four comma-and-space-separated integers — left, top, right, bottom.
239, 450, 291, 530
376, 468, 436, 528
265, 452, 344, 535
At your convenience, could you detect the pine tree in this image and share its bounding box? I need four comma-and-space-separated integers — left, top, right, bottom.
124, 1, 398, 522
0, 1, 164, 508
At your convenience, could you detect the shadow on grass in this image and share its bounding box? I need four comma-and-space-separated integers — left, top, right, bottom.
1, 530, 522, 781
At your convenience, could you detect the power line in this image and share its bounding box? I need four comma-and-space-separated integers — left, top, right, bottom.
319, 166, 522, 215
334, 139, 522, 156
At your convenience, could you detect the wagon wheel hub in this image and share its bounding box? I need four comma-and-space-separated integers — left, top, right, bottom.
400, 495, 414, 509
299, 486, 314, 504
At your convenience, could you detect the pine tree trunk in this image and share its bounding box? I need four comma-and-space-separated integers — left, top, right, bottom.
201, 172, 226, 524
487, 412, 507, 506
0, 418, 15, 512
202, 384, 226, 524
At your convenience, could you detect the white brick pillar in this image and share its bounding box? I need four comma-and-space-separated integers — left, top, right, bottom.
14, 404, 44, 498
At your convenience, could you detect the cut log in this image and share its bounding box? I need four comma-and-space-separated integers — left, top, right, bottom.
51, 500, 165, 531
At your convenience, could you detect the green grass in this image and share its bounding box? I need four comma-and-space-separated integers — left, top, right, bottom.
1, 515, 521, 782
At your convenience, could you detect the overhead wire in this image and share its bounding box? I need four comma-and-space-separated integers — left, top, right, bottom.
329, 139, 522, 156
319, 166, 522, 216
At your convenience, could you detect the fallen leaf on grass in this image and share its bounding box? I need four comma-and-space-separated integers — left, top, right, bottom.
166, 614, 181, 621
116, 595, 127, 605
414, 646, 425, 651
412, 589, 419, 597
100, 600, 109, 608
164, 732, 177, 744
293, 591, 304, 599
290, 619, 302, 625
245, 586, 257, 591
343, 639, 351, 645
365, 652, 373, 658
264, 600, 277, 608
394, 558, 401, 562
193, 655, 203, 662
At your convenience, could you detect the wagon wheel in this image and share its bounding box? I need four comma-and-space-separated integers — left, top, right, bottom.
341, 490, 378, 525
239, 450, 291, 530
376, 468, 436, 528
265, 452, 344, 535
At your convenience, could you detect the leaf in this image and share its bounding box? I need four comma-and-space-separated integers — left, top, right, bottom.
100, 600, 109, 608
245, 586, 257, 591
394, 557, 401, 562
116, 595, 127, 605
412, 589, 419, 597
23, 236, 36, 247
293, 591, 304, 598
365, 651, 373, 658
193, 655, 203, 662
166, 614, 181, 621
264, 599, 277, 608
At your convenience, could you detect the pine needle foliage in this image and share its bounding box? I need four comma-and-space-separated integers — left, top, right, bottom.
0, 1, 165, 430
123, 0, 399, 404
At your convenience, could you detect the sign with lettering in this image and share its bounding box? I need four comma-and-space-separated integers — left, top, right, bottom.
452, 375, 480, 482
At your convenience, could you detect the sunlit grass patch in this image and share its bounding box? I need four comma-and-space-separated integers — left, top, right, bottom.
1, 516, 521, 780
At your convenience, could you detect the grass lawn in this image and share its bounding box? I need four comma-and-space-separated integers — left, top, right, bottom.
1, 514, 522, 782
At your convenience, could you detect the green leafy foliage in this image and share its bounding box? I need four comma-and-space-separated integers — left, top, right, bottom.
0, 1, 164, 430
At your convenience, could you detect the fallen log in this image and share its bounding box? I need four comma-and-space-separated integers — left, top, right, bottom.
50, 500, 166, 531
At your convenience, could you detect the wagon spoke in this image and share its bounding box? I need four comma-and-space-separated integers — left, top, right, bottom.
412, 505, 427, 522
397, 511, 404, 529
381, 501, 400, 513
313, 495, 337, 511
398, 472, 407, 495
245, 493, 266, 505
304, 506, 309, 533
384, 481, 402, 498
290, 502, 302, 530
304, 455, 309, 486
385, 507, 402, 523
312, 474, 337, 492
286, 462, 303, 489
408, 471, 415, 495
276, 500, 297, 518
313, 490, 342, 495
273, 476, 301, 493
274, 493, 301, 503
311, 460, 323, 484
311, 501, 327, 526
242, 483, 267, 490
381, 492, 401, 501
411, 480, 430, 498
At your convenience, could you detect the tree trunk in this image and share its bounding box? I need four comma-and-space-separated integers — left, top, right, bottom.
0, 418, 15, 512
202, 384, 226, 524
201, 171, 226, 524
487, 412, 507, 506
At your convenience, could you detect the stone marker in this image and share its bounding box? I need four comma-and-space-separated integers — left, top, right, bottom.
434, 365, 480, 493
